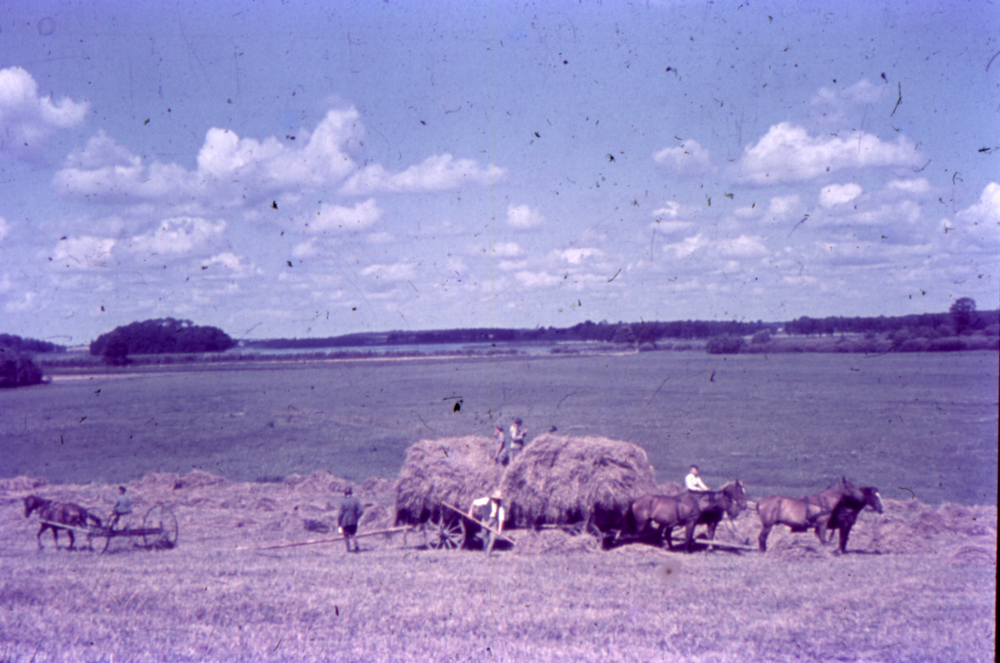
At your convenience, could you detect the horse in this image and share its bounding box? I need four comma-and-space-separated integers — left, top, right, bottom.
826, 486, 884, 553
689, 480, 749, 546
756, 477, 864, 552
24, 495, 103, 551
626, 492, 701, 552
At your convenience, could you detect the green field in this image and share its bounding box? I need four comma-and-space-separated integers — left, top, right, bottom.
1, 351, 996, 504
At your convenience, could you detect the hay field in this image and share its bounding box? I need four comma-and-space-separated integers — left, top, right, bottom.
2, 351, 997, 506
0, 473, 995, 662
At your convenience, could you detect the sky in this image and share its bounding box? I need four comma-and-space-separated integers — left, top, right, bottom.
1, 0, 997, 345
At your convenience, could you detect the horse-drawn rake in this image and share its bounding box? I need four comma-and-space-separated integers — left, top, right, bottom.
38, 504, 179, 553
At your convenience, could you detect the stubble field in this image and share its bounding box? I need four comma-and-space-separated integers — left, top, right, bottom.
0, 350, 997, 661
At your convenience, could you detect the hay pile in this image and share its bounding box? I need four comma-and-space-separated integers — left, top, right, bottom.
500, 434, 657, 530
394, 436, 502, 525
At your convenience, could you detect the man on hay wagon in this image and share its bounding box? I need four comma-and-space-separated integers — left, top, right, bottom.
468, 489, 506, 556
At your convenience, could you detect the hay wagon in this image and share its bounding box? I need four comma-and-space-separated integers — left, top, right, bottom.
41, 504, 179, 553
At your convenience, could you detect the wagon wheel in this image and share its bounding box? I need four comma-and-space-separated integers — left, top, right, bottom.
425, 513, 465, 550
142, 505, 179, 549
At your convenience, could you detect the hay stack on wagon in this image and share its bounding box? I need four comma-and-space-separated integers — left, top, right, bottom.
394, 436, 502, 525
501, 434, 657, 531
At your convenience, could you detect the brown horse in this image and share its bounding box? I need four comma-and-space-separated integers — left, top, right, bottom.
756, 477, 864, 552
690, 480, 749, 546
24, 495, 102, 551
827, 486, 884, 553
626, 492, 701, 552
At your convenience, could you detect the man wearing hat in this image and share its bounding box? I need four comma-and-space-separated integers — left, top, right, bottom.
337, 486, 364, 553
468, 489, 506, 555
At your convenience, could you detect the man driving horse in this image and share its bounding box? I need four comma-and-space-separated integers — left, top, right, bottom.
685, 465, 710, 492
108, 486, 133, 531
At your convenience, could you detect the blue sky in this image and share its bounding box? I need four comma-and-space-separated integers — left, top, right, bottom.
1, 0, 997, 345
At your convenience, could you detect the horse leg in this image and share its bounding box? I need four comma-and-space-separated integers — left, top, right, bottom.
67, 529, 76, 551
838, 525, 852, 554
662, 525, 673, 550
683, 522, 697, 553
758, 524, 772, 552
36, 525, 47, 550
705, 522, 719, 551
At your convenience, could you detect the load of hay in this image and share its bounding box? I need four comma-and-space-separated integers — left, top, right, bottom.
501, 434, 657, 531
394, 436, 502, 525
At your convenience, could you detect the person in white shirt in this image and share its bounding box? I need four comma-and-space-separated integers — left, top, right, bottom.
685, 465, 710, 492
469, 489, 506, 555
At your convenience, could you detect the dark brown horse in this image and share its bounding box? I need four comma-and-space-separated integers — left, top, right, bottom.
756, 477, 864, 552
826, 486, 884, 553
24, 495, 102, 551
690, 480, 749, 546
626, 492, 701, 552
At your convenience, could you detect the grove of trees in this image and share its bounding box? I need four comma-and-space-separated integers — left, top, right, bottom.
89, 318, 235, 364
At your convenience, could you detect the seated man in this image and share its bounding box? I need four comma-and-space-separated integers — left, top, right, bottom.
469, 489, 506, 555
108, 486, 133, 531
685, 465, 710, 492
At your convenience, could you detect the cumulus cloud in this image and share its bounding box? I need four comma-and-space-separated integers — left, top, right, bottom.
717, 234, 768, 257
51, 236, 115, 269
203, 252, 244, 272
887, 178, 930, 195
361, 262, 417, 281
810, 79, 886, 125
819, 183, 863, 208
306, 199, 381, 232
947, 182, 1000, 250
515, 270, 561, 287
662, 233, 710, 259
652, 139, 712, 175
553, 247, 602, 264
55, 108, 363, 203
737, 122, 921, 184
768, 195, 804, 221
491, 242, 523, 258
507, 204, 545, 229
341, 154, 503, 194
0, 67, 89, 155
126, 217, 226, 255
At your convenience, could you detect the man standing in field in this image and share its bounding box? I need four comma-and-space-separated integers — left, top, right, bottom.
337, 486, 364, 553
508, 418, 526, 465
469, 489, 506, 555
493, 425, 507, 465
685, 465, 710, 492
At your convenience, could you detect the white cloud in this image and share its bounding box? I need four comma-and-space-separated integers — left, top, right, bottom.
717, 234, 768, 257
0, 67, 89, 155
819, 183, 863, 208
367, 231, 395, 244
0, 217, 9, 241
4, 291, 35, 313
491, 242, 523, 258
652, 139, 712, 175
662, 233, 709, 258
55, 108, 363, 203
292, 241, 317, 257
947, 182, 1000, 251
126, 217, 226, 255
515, 270, 561, 287
768, 195, 804, 221
203, 252, 244, 272
507, 204, 545, 229
737, 122, 921, 184
307, 199, 381, 232
361, 262, 417, 281
51, 236, 116, 269
553, 247, 602, 264
341, 154, 503, 194
887, 178, 930, 195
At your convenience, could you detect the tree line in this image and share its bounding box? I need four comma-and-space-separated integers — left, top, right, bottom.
89, 318, 235, 364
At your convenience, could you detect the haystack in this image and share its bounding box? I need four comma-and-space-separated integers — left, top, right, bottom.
500, 434, 657, 530
394, 436, 502, 525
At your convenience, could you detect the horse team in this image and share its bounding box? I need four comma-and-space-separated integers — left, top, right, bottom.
626, 477, 884, 553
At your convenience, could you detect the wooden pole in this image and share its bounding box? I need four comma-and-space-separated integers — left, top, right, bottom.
250, 526, 414, 551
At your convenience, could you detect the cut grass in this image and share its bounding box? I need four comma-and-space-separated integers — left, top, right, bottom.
1, 475, 994, 662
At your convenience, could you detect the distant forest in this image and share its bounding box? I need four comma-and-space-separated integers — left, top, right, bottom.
245, 305, 1000, 351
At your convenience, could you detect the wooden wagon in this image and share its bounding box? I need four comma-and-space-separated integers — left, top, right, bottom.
422, 502, 515, 551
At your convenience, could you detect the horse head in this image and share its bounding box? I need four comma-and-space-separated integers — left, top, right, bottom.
24, 495, 46, 518
861, 487, 884, 514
